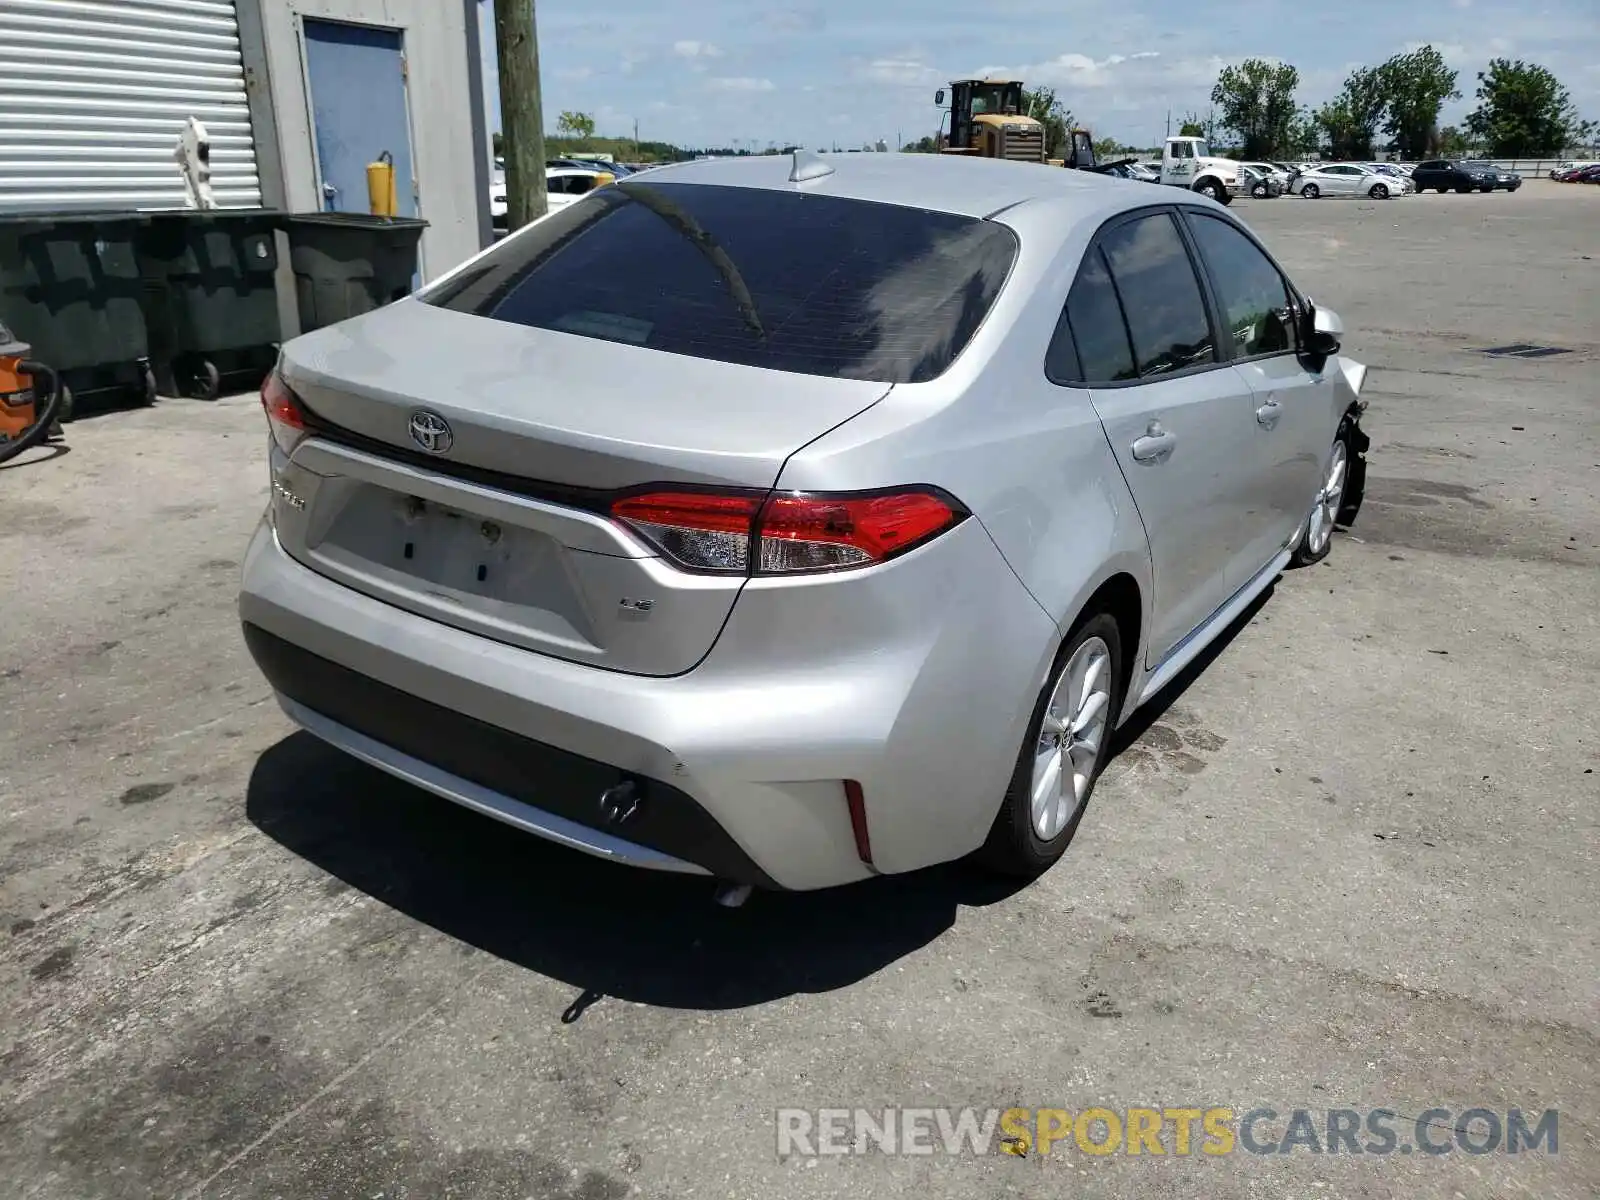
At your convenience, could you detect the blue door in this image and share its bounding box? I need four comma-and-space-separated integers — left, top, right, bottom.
302, 19, 418, 219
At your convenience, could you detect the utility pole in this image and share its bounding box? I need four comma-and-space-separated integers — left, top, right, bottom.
494, 0, 547, 229
633, 117, 640, 158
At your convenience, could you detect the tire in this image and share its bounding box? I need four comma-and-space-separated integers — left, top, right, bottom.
1290, 417, 1355, 567
1300, 183, 1320, 199
140, 366, 158, 407
1196, 178, 1227, 204
1252, 183, 1267, 198
184, 359, 221, 401
1369, 183, 1389, 199
978, 612, 1124, 878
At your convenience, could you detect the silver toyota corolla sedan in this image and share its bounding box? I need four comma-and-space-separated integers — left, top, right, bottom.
240, 152, 1370, 891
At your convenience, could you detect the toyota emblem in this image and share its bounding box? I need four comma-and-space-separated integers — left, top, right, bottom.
408, 409, 453, 454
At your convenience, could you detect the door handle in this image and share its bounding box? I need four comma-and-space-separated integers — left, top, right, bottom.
1130, 423, 1175, 462
1255, 397, 1282, 428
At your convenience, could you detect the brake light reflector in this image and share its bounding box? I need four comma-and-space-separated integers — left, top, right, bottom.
610, 487, 964, 575
844, 780, 873, 865
260, 368, 308, 455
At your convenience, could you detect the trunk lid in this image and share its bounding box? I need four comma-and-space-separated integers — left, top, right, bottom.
280, 300, 892, 491
272, 301, 892, 676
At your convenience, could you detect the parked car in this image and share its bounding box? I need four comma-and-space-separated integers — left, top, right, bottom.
1549, 160, 1598, 179
491, 166, 613, 228
1240, 164, 1284, 198
1554, 162, 1600, 182
1242, 161, 1292, 189
1125, 162, 1161, 182
1291, 163, 1407, 199
1572, 164, 1600, 184
242, 154, 1369, 892
1410, 160, 1519, 192
1366, 163, 1413, 181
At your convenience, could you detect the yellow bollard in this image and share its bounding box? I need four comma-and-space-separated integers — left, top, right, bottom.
366, 151, 397, 216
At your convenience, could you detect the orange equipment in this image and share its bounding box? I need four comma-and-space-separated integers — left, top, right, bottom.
0, 320, 63, 464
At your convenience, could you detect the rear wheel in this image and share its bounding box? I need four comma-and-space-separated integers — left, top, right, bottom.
1369, 183, 1389, 199
1300, 183, 1320, 199
979, 613, 1123, 878
1252, 182, 1268, 198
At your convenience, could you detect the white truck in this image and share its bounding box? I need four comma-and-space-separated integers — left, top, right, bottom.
1159, 136, 1244, 205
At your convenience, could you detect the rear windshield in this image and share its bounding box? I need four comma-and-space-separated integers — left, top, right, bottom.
422, 181, 1018, 384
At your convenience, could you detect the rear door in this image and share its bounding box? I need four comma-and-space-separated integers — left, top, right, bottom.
1182, 210, 1332, 571
1060, 208, 1265, 666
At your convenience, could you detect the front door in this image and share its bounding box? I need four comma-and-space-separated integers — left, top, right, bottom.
302, 19, 419, 222
1067, 210, 1266, 665
1181, 210, 1330, 571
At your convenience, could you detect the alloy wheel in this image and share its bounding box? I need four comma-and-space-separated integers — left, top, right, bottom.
1031, 636, 1113, 840
1305, 439, 1348, 557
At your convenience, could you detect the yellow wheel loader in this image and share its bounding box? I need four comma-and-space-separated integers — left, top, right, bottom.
934, 80, 1100, 169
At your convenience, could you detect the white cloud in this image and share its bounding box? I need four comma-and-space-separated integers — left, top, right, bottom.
973, 50, 1165, 90
860, 58, 941, 87
707, 76, 776, 92
554, 66, 593, 81
673, 40, 723, 59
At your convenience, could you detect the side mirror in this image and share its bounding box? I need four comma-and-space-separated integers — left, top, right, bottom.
1300, 302, 1342, 360
934, 88, 946, 106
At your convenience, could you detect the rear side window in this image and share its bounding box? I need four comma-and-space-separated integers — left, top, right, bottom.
1097, 213, 1216, 377
1048, 246, 1136, 384
424, 182, 1018, 384
1185, 214, 1295, 359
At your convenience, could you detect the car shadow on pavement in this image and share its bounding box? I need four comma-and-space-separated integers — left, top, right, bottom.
246, 735, 1025, 1011
1109, 581, 1275, 755
245, 576, 1278, 1013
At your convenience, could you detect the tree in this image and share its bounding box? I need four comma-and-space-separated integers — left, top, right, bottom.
556, 110, 596, 144
1315, 97, 1359, 159
1210, 58, 1300, 159
1022, 86, 1074, 157
1466, 59, 1582, 156
1286, 109, 1321, 156
902, 135, 938, 153
494, 0, 547, 228
1436, 125, 1473, 156
1380, 46, 1459, 160
1330, 66, 1387, 159
1093, 136, 1125, 160
1178, 112, 1207, 138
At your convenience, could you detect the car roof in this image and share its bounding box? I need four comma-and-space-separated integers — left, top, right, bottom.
623, 151, 1206, 224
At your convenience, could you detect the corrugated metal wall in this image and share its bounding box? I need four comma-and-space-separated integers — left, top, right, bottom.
0, 0, 262, 212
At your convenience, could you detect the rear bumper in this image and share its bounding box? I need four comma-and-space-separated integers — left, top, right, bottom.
239, 515, 1056, 889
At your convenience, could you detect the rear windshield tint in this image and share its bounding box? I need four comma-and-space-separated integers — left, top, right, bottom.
422, 182, 1018, 384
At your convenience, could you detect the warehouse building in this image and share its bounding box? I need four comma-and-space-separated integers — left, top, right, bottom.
0, 0, 493, 332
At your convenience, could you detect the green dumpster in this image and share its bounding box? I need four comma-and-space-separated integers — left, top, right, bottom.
0, 211, 155, 417
282, 213, 428, 334
136, 210, 283, 400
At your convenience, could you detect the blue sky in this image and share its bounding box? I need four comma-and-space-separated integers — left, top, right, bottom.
477, 0, 1600, 149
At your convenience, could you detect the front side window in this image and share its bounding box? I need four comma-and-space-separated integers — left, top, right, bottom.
1186, 214, 1295, 360
424, 181, 1018, 385
1097, 212, 1215, 378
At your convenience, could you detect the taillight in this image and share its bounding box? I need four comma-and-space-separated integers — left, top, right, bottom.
260, 368, 308, 455
611, 487, 965, 575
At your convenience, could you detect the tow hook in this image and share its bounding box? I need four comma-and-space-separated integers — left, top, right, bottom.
598, 779, 643, 826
